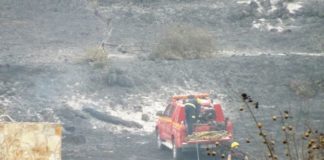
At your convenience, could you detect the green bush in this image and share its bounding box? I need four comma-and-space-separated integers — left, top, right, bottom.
152, 24, 215, 60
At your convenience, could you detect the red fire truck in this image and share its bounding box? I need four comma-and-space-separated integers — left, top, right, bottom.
155, 94, 233, 159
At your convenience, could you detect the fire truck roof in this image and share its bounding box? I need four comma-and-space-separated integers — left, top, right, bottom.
171, 93, 209, 101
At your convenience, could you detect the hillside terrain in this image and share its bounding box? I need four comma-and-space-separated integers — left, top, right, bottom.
0, 0, 323, 159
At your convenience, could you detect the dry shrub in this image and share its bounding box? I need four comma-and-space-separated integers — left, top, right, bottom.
88, 0, 98, 7
238, 93, 323, 160
152, 24, 215, 60
316, 80, 324, 92
289, 80, 317, 98
85, 46, 108, 68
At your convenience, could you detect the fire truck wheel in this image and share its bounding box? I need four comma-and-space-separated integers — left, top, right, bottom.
156, 131, 164, 150
172, 139, 182, 160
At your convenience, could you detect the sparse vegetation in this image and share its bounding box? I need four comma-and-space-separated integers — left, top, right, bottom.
289, 80, 317, 98
152, 24, 215, 60
204, 93, 323, 159
85, 46, 108, 68
316, 80, 324, 92
238, 93, 323, 160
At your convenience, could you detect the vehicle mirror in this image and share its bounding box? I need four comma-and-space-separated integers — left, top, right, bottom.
156, 111, 163, 116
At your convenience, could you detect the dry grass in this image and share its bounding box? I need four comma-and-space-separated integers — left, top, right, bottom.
152, 24, 215, 60
84, 46, 108, 68
289, 80, 317, 98
88, 0, 98, 7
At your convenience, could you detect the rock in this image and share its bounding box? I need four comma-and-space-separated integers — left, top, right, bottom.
64, 125, 76, 133
270, 28, 278, 32
133, 106, 143, 112
117, 46, 128, 54
282, 29, 292, 33
141, 113, 149, 121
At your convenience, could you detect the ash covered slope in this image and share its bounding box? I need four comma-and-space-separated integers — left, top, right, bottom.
0, 0, 323, 160
95, 0, 324, 54
0, 0, 104, 65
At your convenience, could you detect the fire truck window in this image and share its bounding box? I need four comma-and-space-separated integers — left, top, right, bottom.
163, 105, 172, 116
169, 105, 176, 117
163, 104, 175, 117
